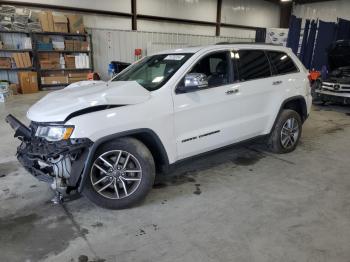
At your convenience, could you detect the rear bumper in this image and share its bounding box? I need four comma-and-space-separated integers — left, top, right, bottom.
6, 114, 92, 186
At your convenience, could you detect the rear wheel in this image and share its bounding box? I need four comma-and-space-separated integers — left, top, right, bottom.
268, 109, 302, 154
83, 137, 155, 209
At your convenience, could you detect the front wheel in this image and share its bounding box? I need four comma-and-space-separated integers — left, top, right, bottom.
83, 137, 155, 209
268, 109, 302, 154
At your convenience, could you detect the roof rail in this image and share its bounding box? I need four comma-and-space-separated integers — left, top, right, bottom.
215, 42, 281, 45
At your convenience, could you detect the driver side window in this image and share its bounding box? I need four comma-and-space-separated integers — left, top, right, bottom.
189, 51, 229, 88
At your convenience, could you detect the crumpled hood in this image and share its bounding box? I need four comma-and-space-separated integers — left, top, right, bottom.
27, 80, 151, 122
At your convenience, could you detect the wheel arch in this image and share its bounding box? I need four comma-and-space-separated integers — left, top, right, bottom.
78, 128, 169, 192
270, 96, 308, 133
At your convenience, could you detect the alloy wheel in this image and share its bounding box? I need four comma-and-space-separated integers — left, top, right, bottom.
90, 150, 142, 199
280, 117, 299, 149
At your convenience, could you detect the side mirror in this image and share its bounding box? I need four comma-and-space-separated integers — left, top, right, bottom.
177, 73, 208, 93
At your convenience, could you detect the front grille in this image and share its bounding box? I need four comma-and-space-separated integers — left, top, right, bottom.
321, 82, 350, 92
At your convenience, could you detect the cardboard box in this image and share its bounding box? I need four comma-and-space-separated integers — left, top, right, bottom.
64, 40, 74, 51
39, 11, 54, 32
0, 57, 12, 68
73, 40, 81, 51
81, 41, 89, 51
67, 15, 85, 34
41, 76, 68, 85
9, 83, 18, 95
68, 72, 87, 78
13, 53, 32, 68
39, 52, 60, 69
18, 72, 38, 94
53, 15, 68, 33
64, 55, 76, 68
68, 76, 86, 84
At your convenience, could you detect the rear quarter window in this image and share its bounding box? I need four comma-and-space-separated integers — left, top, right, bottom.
267, 51, 299, 75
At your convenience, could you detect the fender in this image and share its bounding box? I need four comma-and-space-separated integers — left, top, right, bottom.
270, 95, 308, 134
77, 128, 169, 192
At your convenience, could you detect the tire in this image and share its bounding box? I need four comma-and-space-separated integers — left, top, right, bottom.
83, 137, 155, 209
268, 109, 302, 154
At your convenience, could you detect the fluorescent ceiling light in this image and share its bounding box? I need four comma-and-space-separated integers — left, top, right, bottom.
281, 0, 292, 2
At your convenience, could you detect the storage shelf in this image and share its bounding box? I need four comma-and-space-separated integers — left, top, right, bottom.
0, 30, 30, 34
0, 67, 33, 71
33, 32, 89, 37
37, 50, 90, 53
0, 49, 33, 52
39, 68, 92, 72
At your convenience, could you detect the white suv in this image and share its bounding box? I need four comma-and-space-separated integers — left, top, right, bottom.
7, 44, 312, 209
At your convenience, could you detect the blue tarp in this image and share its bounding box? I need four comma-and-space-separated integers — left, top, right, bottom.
336, 18, 350, 40
312, 20, 337, 70
300, 19, 310, 65
287, 15, 302, 55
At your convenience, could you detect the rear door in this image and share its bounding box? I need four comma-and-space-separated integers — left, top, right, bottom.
231, 49, 276, 139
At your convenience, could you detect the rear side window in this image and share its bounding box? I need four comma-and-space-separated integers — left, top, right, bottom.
267, 51, 299, 75
235, 50, 271, 81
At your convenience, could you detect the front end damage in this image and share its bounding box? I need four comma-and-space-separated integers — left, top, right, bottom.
6, 114, 92, 202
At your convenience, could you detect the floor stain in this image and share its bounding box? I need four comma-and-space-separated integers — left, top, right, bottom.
193, 184, 201, 195
91, 222, 103, 228
78, 255, 106, 262
231, 151, 265, 166
154, 171, 197, 189
135, 229, 146, 236
0, 211, 78, 262
324, 125, 345, 134
0, 161, 20, 177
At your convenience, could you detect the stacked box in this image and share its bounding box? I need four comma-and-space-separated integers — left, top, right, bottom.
64, 40, 74, 51
53, 15, 68, 33
41, 76, 68, 85
73, 40, 81, 51
38, 11, 54, 32
18, 72, 38, 94
81, 41, 89, 51
64, 55, 75, 69
0, 57, 12, 68
68, 72, 87, 83
67, 15, 85, 34
12, 52, 32, 68
39, 53, 60, 69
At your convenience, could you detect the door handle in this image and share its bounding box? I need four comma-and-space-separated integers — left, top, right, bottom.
226, 89, 239, 95
273, 80, 283, 85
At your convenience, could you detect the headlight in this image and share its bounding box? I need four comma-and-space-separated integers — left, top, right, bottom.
35, 125, 74, 141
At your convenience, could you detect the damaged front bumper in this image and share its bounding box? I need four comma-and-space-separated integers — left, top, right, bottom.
314, 81, 350, 104
6, 114, 92, 190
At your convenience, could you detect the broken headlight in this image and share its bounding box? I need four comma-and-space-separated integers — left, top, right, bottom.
35, 125, 74, 142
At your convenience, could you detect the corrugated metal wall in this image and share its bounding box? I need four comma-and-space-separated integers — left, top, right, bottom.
88, 28, 254, 80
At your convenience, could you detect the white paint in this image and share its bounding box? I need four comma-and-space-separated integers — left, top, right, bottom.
27, 44, 311, 164
138, 0, 217, 22
293, 0, 350, 22
221, 0, 280, 28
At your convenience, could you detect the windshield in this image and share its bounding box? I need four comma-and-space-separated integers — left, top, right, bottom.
112, 53, 192, 91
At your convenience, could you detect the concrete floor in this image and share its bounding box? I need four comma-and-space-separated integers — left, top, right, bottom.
1, 92, 350, 262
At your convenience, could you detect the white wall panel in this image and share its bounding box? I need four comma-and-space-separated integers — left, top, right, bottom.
5, 0, 131, 13
220, 27, 256, 39
83, 15, 131, 30
138, 20, 215, 36
221, 0, 280, 28
89, 29, 254, 80
138, 0, 217, 22
293, 0, 350, 22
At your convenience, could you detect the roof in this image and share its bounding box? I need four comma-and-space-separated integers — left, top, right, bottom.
155, 43, 290, 55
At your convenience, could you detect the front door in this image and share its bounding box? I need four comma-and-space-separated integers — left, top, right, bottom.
172, 51, 242, 160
